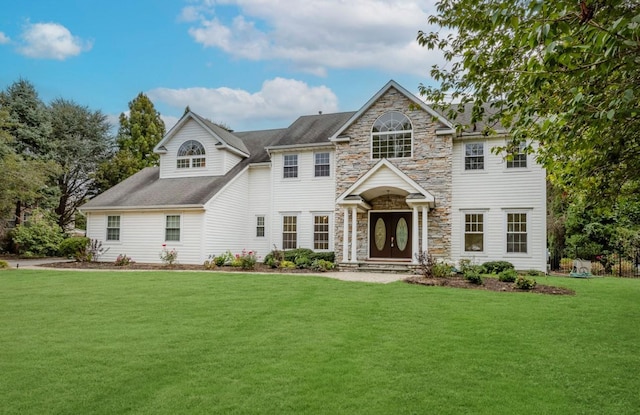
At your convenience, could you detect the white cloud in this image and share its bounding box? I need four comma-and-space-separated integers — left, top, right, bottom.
148, 78, 339, 130
0, 32, 10, 44
182, 0, 444, 76
18, 22, 92, 60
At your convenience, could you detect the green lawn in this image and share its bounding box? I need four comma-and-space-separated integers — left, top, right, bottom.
1, 270, 639, 414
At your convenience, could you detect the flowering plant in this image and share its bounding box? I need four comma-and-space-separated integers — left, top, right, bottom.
160, 244, 178, 265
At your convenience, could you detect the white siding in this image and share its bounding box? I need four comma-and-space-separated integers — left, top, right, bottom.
202, 168, 251, 258
270, 150, 336, 251
159, 119, 233, 179
451, 137, 547, 271
85, 210, 204, 264
247, 165, 272, 259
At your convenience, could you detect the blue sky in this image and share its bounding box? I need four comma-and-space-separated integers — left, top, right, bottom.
0, 1, 443, 132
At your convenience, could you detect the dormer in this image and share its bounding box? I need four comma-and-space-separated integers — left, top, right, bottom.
154, 111, 249, 179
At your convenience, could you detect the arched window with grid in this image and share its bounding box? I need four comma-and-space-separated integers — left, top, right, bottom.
176, 140, 206, 169
371, 111, 413, 159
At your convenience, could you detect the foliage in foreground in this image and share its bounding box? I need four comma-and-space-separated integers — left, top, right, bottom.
419, 0, 640, 203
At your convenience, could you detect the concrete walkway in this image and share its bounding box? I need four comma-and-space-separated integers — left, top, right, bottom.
2, 258, 410, 284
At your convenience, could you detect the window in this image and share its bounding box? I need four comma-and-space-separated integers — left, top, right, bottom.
314, 152, 330, 177
177, 140, 206, 169
283, 154, 298, 178
372, 111, 412, 159
464, 213, 483, 252
165, 215, 181, 241
465, 143, 484, 170
506, 141, 527, 169
282, 216, 297, 249
256, 216, 265, 237
314, 215, 330, 250
106, 215, 120, 241
507, 213, 527, 253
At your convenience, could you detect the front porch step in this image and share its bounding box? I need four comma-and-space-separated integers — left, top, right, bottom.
339, 261, 420, 275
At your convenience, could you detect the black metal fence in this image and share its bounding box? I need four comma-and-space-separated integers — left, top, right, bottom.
549, 248, 640, 278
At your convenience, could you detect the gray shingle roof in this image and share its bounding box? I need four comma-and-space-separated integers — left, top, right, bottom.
269, 111, 357, 147
434, 102, 506, 134
190, 112, 250, 154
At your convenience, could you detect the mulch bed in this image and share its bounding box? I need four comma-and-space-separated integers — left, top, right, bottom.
38, 261, 574, 295
41, 261, 317, 273
405, 275, 575, 295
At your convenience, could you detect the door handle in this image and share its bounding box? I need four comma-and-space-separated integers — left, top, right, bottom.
391, 236, 394, 248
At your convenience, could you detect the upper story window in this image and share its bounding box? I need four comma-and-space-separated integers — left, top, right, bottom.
506, 141, 527, 169
283, 154, 298, 178
314, 152, 330, 177
177, 140, 206, 169
372, 111, 413, 159
465, 142, 485, 170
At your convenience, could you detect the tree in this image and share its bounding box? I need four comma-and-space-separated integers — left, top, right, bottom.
418, 0, 640, 202
48, 99, 112, 229
0, 79, 52, 158
94, 93, 165, 190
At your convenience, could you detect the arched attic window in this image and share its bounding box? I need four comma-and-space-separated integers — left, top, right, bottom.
177, 140, 206, 169
371, 111, 413, 159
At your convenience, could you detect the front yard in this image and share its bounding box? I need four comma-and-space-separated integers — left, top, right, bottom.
0, 270, 638, 414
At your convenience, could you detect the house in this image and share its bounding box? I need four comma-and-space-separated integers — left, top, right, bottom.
80, 80, 547, 271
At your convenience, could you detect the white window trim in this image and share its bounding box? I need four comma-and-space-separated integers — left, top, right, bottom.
370, 112, 414, 160
164, 214, 182, 243
281, 213, 299, 250
312, 212, 332, 251
283, 154, 299, 179
256, 215, 266, 238
105, 215, 121, 243
504, 140, 529, 171
313, 152, 331, 178
461, 209, 488, 254
503, 209, 531, 256
463, 141, 486, 172
176, 140, 207, 170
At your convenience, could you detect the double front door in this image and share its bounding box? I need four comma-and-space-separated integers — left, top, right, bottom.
369, 212, 412, 259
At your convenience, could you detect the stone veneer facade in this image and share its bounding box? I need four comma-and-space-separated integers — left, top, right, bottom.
334, 87, 453, 262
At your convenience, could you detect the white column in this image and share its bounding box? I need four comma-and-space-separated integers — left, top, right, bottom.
350, 206, 358, 263
422, 206, 429, 256
342, 207, 349, 262
412, 206, 419, 264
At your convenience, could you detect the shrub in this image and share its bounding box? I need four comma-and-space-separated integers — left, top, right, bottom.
114, 254, 133, 266
10, 210, 64, 257
295, 256, 312, 269
311, 259, 336, 272
59, 237, 90, 261
481, 261, 514, 274
415, 251, 453, 278
238, 250, 257, 270
498, 268, 518, 282
280, 260, 296, 269
0, 260, 8, 269
159, 245, 178, 265
590, 261, 605, 276
559, 258, 573, 273
203, 256, 217, 270
264, 247, 335, 270
86, 239, 109, 262
526, 269, 544, 277
458, 258, 473, 274
464, 268, 483, 285
515, 275, 537, 290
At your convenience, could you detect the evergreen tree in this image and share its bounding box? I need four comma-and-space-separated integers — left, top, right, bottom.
94, 93, 165, 190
